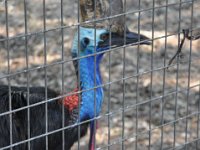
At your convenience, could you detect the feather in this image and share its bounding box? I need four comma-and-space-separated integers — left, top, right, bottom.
0, 85, 88, 150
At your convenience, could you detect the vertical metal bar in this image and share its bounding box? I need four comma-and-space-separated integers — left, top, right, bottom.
135, 0, 141, 149
77, 0, 81, 149
122, 0, 126, 149
149, 0, 155, 149
197, 81, 200, 149
42, 0, 48, 149
60, 0, 65, 149
23, 0, 30, 149
185, 1, 194, 150
93, 1, 97, 149
5, 1, 12, 149
173, 0, 182, 148
107, 0, 112, 149
160, 0, 168, 149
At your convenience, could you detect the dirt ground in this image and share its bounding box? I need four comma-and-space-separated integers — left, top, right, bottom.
0, 0, 200, 150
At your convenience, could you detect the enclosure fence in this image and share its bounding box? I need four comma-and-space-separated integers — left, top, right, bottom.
0, 0, 200, 150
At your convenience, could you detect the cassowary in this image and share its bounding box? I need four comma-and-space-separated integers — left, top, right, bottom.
0, 27, 150, 150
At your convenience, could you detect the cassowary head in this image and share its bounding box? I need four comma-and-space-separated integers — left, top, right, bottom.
71, 27, 109, 59
71, 27, 150, 57
69, 27, 150, 150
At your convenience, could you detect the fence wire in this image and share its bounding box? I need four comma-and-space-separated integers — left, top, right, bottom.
0, 0, 200, 150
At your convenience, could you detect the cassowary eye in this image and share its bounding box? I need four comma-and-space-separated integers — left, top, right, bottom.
100, 33, 109, 41
81, 37, 90, 50
83, 37, 90, 45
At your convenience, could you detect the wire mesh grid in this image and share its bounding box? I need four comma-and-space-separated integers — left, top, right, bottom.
0, 0, 200, 150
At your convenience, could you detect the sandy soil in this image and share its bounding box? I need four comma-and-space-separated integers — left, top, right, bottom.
0, 0, 200, 150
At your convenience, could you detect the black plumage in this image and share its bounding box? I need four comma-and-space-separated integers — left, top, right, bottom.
0, 85, 88, 150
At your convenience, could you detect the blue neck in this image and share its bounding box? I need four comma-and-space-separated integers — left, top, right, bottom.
79, 54, 104, 121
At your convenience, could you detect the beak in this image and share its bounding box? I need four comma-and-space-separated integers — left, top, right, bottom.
98, 30, 151, 49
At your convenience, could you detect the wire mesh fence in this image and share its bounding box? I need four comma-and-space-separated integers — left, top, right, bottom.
0, 0, 200, 150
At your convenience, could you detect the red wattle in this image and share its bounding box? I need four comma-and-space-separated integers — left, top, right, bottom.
63, 88, 79, 112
